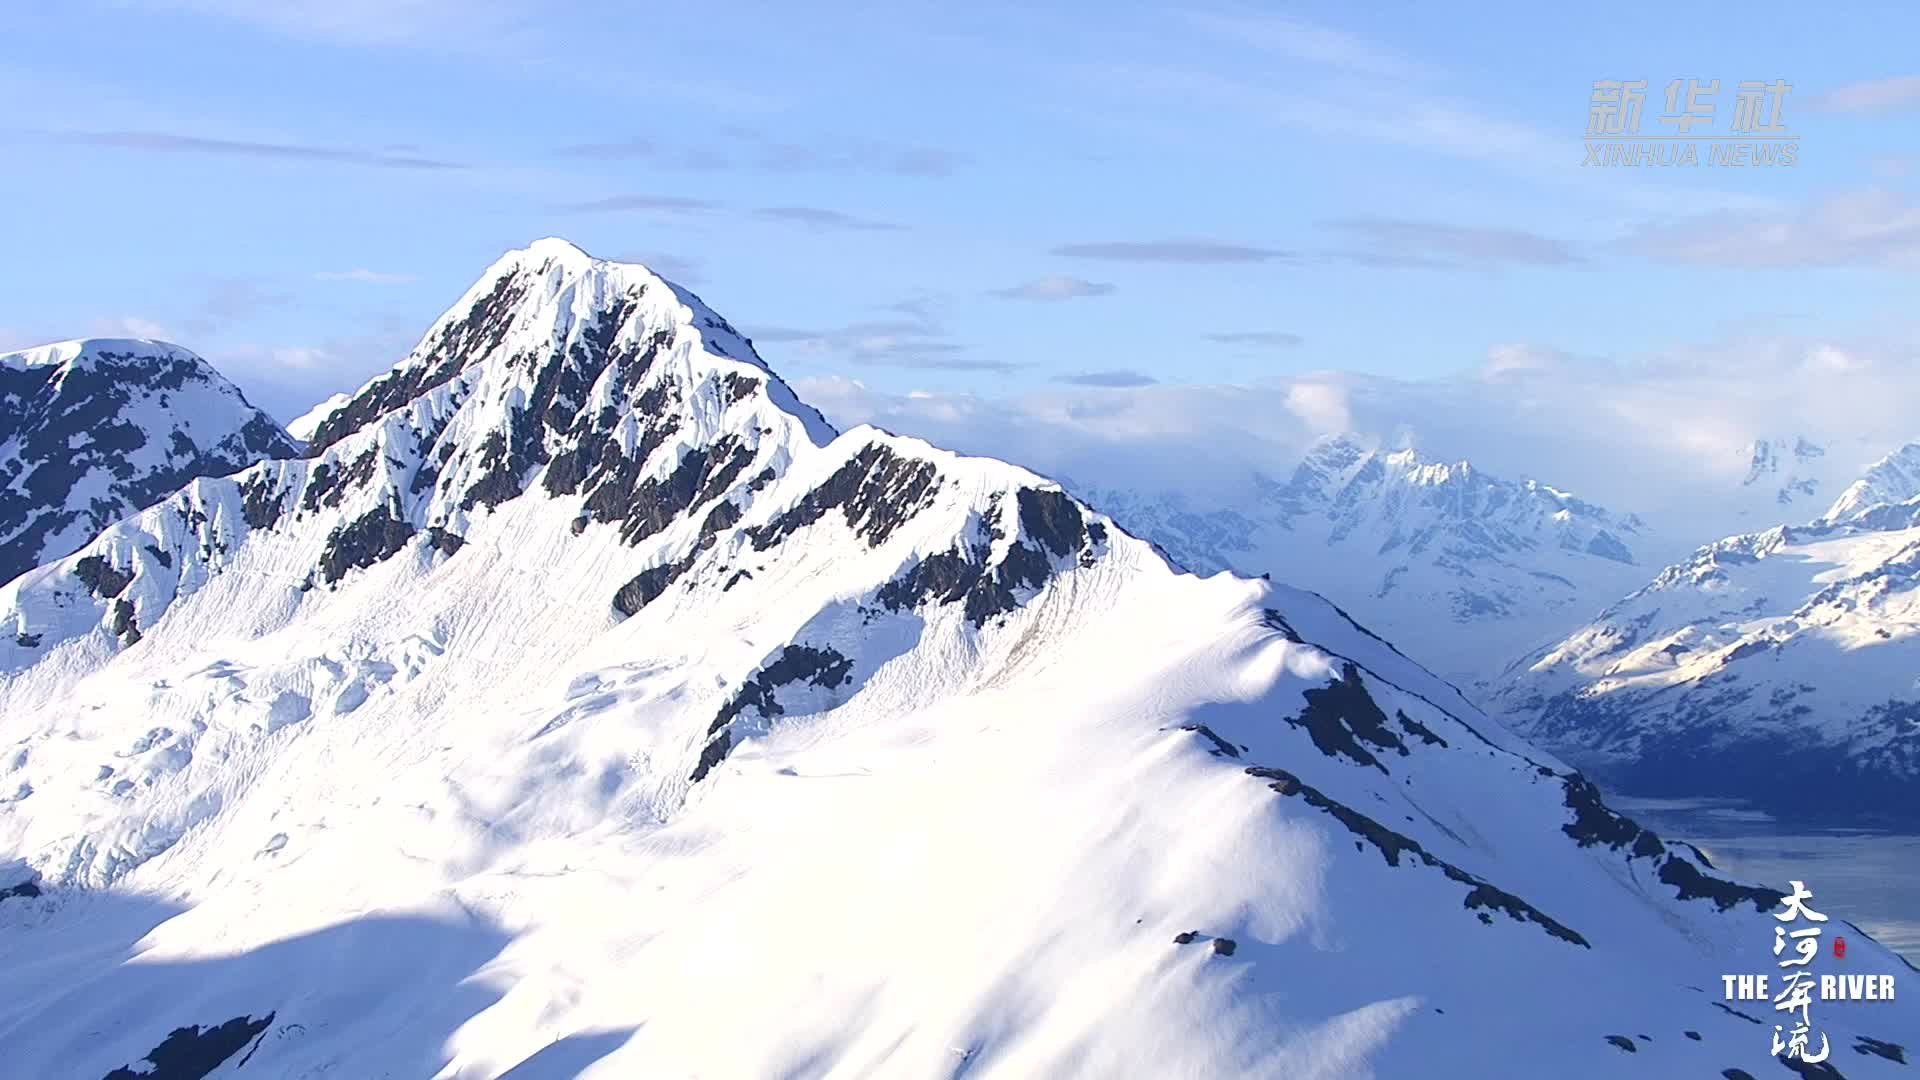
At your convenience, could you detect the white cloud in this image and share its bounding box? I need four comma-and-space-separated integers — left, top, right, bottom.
796, 328, 1920, 541
989, 276, 1116, 301
1283, 381, 1352, 434
89, 316, 175, 341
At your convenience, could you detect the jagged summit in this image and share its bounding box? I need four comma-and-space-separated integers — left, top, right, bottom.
1821, 440, 1920, 525
0, 336, 296, 584
302, 238, 833, 456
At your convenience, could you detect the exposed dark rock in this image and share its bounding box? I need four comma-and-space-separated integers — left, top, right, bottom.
14, 632, 40, 648
747, 443, 940, 552
73, 554, 133, 598
702, 499, 743, 537
722, 372, 761, 406
1656, 852, 1783, 913
1604, 1035, 1636, 1053
871, 492, 1101, 630
1182, 724, 1242, 758
425, 527, 466, 557
1723, 1070, 1758, 1080
110, 598, 141, 645
317, 503, 415, 586
1396, 709, 1447, 747
0, 879, 41, 903
1712, 1001, 1763, 1025
302, 450, 377, 512
1261, 609, 1305, 644
613, 555, 696, 616
723, 570, 752, 591
1855, 1037, 1906, 1063
1284, 664, 1409, 773
307, 267, 532, 452
1016, 487, 1086, 558
577, 432, 754, 548
692, 645, 855, 782
1685, 1031, 1702, 1041
1247, 764, 1587, 947
102, 1012, 274, 1080
1211, 937, 1237, 956
1172, 931, 1199, 945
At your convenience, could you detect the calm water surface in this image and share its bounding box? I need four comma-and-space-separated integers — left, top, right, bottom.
1614, 795, 1919, 965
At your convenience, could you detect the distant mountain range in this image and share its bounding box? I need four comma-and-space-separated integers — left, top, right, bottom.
1496, 441, 1920, 825
1068, 436, 1664, 691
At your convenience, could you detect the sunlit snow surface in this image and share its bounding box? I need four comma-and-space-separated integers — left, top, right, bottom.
2, 241, 1914, 1078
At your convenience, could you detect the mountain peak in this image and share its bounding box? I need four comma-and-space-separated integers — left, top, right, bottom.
1, 336, 196, 372
1820, 440, 1920, 525
303, 238, 832, 458
0, 337, 296, 583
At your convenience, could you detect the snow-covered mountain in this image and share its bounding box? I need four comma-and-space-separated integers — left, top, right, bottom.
1743, 432, 1827, 511
1497, 441, 1920, 825
1070, 437, 1661, 692
0, 338, 296, 585
2, 240, 1912, 1078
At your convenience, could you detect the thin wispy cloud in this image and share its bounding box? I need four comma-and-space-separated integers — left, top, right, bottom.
746, 311, 987, 371
1184, 10, 1426, 81
1050, 240, 1295, 264
47, 130, 463, 170
754, 206, 904, 231
131, 0, 536, 48
989, 276, 1115, 301
1053, 369, 1158, 387
1321, 218, 1581, 269
1616, 189, 1920, 270
561, 194, 719, 214
1804, 75, 1920, 113
1205, 331, 1304, 348
558, 131, 962, 177
314, 269, 416, 284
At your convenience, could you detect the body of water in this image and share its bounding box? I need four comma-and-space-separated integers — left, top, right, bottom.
1613, 796, 1919, 966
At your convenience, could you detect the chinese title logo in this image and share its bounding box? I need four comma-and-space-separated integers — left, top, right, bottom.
1720, 880, 1900, 1066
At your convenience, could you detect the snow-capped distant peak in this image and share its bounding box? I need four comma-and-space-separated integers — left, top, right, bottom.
0, 337, 297, 584
1820, 440, 1920, 524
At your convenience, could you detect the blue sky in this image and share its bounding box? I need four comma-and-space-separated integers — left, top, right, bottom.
5, 1, 1920, 421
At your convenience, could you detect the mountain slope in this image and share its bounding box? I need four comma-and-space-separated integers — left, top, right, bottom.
0, 338, 296, 585
1070, 436, 1659, 692
1497, 442, 1920, 824
1, 241, 1912, 1079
